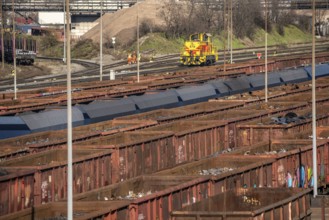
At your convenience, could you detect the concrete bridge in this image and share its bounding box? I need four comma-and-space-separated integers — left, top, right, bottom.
1, 0, 137, 13
1, 0, 328, 14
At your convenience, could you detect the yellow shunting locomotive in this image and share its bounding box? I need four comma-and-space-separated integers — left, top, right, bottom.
180, 33, 218, 66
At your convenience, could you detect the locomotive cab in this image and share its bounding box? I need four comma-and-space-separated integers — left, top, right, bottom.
180, 33, 218, 66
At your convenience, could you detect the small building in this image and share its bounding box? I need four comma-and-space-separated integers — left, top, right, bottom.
16, 24, 41, 35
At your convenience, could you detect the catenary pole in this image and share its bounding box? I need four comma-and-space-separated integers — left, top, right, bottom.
137, 0, 140, 83
12, 0, 16, 100
223, 0, 226, 72
63, 0, 66, 63
230, 0, 233, 64
100, 0, 103, 81
66, 0, 73, 218
1, 0, 4, 70
312, 0, 317, 198
265, 0, 268, 102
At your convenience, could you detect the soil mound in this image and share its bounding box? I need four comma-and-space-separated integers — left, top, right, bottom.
82, 0, 164, 46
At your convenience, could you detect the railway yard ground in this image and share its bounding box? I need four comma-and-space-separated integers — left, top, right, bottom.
3, 0, 329, 218
0, 59, 92, 80
1, 46, 329, 220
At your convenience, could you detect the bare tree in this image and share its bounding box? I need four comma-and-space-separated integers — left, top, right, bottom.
159, 0, 186, 38
316, 9, 327, 24
184, 0, 196, 34
159, 0, 309, 39
234, 0, 262, 38
315, 9, 328, 36
195, 0, 216, 32
270, 0, 279, 23
213, 10, 225, 33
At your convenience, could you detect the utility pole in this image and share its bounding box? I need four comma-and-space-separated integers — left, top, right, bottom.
230, 0, 233, 64
265, 0, 268, 103
1, 0, 4, 70
65, 0, 73, 219
223, 0, 226, 73
312, 0, 317, 198
227, 0, 230, 62
100, 0, 103, 81
137, 0, 140, 83
63, 0, 66, 63
12, 0, 16, 100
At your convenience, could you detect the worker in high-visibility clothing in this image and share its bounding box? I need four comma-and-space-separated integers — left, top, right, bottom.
127, 53, 132, 64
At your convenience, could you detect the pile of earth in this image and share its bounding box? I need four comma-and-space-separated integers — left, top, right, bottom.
82, 0, 165, 46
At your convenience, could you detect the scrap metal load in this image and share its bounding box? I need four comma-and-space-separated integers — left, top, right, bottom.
180, 33, 218, 66
0, 32, 36, 65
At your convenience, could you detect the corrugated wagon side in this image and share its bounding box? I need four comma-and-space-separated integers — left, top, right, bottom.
0, 149, 113, 211
0, 168, 35, 216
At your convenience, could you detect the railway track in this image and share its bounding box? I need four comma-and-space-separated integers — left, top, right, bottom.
1, 73, 329, 219
0, 42, 328, 91
1, 42, 329, 219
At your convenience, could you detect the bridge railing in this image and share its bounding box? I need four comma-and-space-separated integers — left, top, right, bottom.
1, 0, 137, 12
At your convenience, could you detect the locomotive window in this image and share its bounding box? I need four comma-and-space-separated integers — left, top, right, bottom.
191, 34, 199, 41
203, 34, 208, 41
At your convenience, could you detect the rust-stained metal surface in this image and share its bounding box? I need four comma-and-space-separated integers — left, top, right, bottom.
2, 56, 329, 219
240, 101, 309, 114
270, 88, 329, 104
3, 86, 329, 216
192, 109, 269, 149
115, 101, 244, 124
228, 139, 329, 188
0, 130, 69, 148
76, 119, 157, 135
174, 101, 245, 114
0, 120, 156, 160
0, 176, 210, 220
115, 108, 199, 123
1, 137, 327, 219
0, 145, 30, 161
0, 168, 35, 216
0, 99, 60, 115
155, 155, 275, 193
0, 149, 113, 213
171, 188, 312, 220
155, 155, 268, 176
73, 175, 211, 220
78, 131, 176, 183
142, 121, 228, 163
1, 52, 329, 115
237, 105, 329, 147
74, 175, 199, 201
0, 201, 131, 220
317, 126, 329, 139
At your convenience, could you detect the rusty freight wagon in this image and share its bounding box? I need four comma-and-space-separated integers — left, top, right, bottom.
0, 201, 131, 220
0, 149, 113, 215
73, 175, 210, 220
78, 131, 176, 183
236, 105, 329, 147
141, 121, 229, 164
155, 155, 275, 193
0, 119, 156, 160
0, 176, 211, 220
114, 101, 245, 124
228, 139, 329, 188
0, 168, 35, 216
189, 109, 270, 149
171, 188, 312, 220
